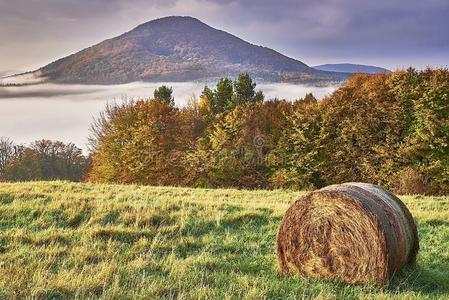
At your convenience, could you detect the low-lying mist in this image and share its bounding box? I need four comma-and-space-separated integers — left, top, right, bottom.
0, 82, 337, 152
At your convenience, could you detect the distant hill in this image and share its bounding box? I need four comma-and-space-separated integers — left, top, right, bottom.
0, 70, 18, 78
313, 63, 390, 74
4, 16, 348, 85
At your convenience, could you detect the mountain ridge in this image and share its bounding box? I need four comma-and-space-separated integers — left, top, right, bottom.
313, 63, 390, 74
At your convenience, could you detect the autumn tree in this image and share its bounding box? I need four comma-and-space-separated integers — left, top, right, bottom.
270, 96, 324, 189
395, 68, 449, 193
88, 98, 190, 185
0, 137, 15, 173
198, 85, 214, 123
186, 100, 291, 188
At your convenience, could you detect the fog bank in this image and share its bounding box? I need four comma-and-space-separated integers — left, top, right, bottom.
0, 81, 337, 152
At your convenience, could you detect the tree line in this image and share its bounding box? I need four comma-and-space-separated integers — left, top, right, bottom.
0, 138, 89, 182
2, 69, 448, 195
87, 70, 449, 194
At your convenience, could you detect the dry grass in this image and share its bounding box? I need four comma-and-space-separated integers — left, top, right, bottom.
0, 181, 448, 299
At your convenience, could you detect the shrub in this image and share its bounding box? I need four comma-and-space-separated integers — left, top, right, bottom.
394, 167, 428, 195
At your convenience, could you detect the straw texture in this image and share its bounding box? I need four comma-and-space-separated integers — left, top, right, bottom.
276, 183, 419, 285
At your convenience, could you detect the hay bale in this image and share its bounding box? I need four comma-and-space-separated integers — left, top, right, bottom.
276, 182, 419, 285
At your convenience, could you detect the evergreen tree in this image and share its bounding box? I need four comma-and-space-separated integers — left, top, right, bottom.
153, 85, 174, 105
212, 78, 233, 113
233, 73, 256, 104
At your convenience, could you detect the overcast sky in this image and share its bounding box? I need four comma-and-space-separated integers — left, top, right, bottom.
1, 0, 448, 73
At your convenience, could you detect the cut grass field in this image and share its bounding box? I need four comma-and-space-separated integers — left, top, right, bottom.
0, 181, 448, 299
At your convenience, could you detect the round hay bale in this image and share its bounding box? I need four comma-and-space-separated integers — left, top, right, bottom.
276, 182, 419, 285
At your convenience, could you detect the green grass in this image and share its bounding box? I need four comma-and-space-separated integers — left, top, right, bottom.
0, 181, 448, 299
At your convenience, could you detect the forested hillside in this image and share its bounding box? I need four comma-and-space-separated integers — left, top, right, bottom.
16, 16, 348, 85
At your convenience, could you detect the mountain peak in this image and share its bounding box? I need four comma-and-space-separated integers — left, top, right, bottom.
128, 16, 217, 38
133, 16, 206, 31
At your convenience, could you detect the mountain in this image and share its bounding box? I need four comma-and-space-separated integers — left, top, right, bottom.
313, 63, 390, 74
5, 16, 348, 85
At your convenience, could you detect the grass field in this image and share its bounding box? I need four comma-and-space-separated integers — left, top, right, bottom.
0, 181, 448, 299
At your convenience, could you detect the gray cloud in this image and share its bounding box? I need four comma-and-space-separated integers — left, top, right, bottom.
0, 0, 447, 71
202, 0, 449, 67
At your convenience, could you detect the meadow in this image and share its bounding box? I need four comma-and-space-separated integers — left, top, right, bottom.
0, 181, 448, 299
